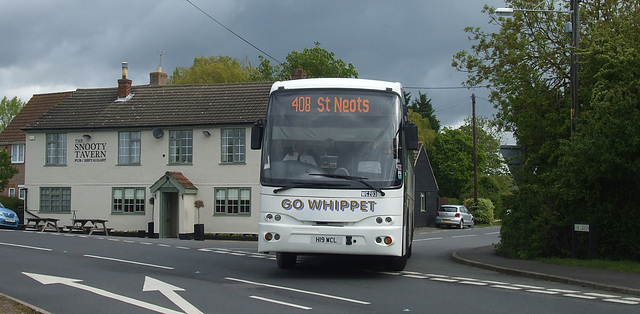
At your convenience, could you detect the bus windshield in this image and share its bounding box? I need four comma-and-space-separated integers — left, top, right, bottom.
261, 89, 403, 189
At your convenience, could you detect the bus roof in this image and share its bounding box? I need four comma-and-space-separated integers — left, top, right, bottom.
270, 78, 403, 95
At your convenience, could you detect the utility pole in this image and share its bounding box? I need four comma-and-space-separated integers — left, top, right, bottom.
570, 0, 580, 132
472, 94, 478, 205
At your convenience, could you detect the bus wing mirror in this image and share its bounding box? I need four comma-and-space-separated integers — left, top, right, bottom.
251, 119, 264, 150
405, 124, 418, 150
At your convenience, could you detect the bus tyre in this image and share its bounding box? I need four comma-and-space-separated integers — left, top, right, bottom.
385, 254, 408, 271
276, 252, 297, 269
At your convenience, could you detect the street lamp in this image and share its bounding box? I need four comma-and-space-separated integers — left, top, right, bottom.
497, 0, 580, 132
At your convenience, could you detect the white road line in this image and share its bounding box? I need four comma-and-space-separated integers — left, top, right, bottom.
430, 278, 458, 283
459, 281, 488, 286
512, 284, 545, 289
226, 277, 371, 305
0, 242, 52, 251
84, 254, 174, 270
250, 296, 312, 310
603, 298, 639, 305
491, 285, 521, 290
548, 288, 580, 293
527, 290, 559, 295
480, 280, 509, 285
414, 237, 443, 242
157, 244, 171, 248
485, 232, 500, 235
564, 294, 597, 300
403, 274, 429, 279
452, 234, 477, 239
584, 292, 619, 298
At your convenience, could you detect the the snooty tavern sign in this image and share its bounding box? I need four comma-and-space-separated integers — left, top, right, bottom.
74, 139, 107, 163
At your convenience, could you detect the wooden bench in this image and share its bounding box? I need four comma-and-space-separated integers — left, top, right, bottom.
70, 218, 110, 236
25, 218, 60, 232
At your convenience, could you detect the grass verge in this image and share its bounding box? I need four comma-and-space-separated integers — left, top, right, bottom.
536, 257, 640, 274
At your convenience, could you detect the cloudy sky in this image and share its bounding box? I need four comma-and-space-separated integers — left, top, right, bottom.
1, 0, 507, 135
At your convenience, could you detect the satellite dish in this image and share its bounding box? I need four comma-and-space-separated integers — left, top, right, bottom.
152, 128, 164, 139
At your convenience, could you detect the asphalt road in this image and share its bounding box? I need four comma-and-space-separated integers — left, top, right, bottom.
1, 227, 638, 313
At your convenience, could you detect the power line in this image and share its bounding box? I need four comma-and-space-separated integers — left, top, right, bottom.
404, 85, 489, 90
185, 0, 282, 65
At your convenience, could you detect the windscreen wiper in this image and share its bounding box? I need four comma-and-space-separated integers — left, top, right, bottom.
273, 181, 349, 194
309, 173, 386, 196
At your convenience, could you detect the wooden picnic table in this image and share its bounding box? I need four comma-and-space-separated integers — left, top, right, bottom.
25, 217, 60, 232
69, 218, 110, 235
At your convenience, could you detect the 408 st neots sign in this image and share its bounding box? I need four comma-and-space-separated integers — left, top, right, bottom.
74, 138, 107, 163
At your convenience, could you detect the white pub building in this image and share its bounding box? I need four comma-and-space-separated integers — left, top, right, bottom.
21, 64, 273, 238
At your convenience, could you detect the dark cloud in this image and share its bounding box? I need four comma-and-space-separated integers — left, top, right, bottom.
1, 0, 505, 131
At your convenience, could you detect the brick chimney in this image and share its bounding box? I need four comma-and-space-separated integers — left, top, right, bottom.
118, 62, 132, 98
292, 68, 307, 80
150, 66, 168, 86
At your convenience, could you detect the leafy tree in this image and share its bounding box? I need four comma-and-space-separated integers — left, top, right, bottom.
556, 12, 640, 260
169, 56, 259, 84
0, 149, 18, 192
409, 92, 440, 132
258, 42, 358, 80
459, 116, 504, 176
408, 110, 436, 151
455, 0, 640, 259
0, 96, 25, 132
430, 128, 479, 198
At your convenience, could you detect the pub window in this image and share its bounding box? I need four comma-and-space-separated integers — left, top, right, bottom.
112, 187, 146, 214
221, 128, 245, 163
118, 131, 141, 165
40, 187, 71, 212
214, 187, 251, 215
46, 133, 67, 165
420, 192, 426, 212
169, 130, 193, 164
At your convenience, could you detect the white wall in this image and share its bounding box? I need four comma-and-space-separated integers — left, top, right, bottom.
24, 126, 260, 235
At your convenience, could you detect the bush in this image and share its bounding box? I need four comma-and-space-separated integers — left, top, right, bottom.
466, 198, 494, 225
0, 195, 24, 211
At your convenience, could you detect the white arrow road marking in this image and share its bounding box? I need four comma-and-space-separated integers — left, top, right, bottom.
143, 276, 203, 314
23, 272, 184, 314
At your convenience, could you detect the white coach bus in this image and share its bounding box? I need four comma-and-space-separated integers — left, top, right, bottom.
251, 78, 418, 270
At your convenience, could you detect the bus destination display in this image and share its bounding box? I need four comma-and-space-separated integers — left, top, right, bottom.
291, 96, 370, 113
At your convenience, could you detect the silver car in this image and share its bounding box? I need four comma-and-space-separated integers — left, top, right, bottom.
435, 205, 474, 229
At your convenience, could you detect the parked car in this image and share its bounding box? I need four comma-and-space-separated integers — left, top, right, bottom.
0, 206, 19, 228
435, 205, 474, 229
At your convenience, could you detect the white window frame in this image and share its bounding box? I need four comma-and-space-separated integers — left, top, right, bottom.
221, 128, 246, 163
11, 144, 24, 163
118, 131, 141, 165
214, 187, 251, 215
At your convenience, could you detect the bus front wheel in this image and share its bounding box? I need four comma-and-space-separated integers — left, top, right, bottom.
385, 253, 408, 271
276, 252, 297, 269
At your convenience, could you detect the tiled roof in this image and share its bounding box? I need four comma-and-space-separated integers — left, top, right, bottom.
166, 171, 197, 190
23, 81, 274, 131
0, 91, 72, 142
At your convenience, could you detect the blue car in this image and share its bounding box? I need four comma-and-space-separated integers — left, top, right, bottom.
0, 206, 19, 228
